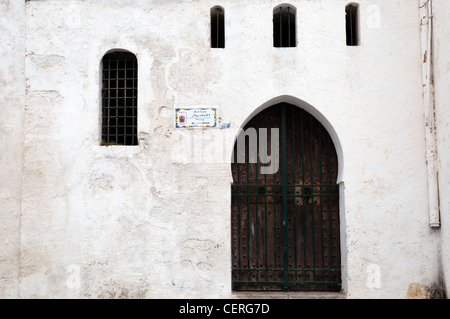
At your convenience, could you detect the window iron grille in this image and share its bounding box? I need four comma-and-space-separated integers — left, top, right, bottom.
274, 5, 296, 48
346, 4, 359, 46
211, 6, 225, 48
101, 51, 138, 146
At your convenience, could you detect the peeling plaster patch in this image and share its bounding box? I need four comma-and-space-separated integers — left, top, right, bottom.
25, 90, 63, 135
179, 239, 215, 278
406, 283, 431, 299
29, 54, 66, 70
358, 177, 392, 200
406, 282, 446, 299
158, 106, 173, 119
117, 202, 151, 225
26, 90, 62, 105
20, 249, 51, 278
150, 186, 161, 199
196, 262, 212, 271
153, 126, 163, 134
84, 276, 149, 299
183, 238, 215, 252
138, 132, 151, 150
88, 173, 114, 190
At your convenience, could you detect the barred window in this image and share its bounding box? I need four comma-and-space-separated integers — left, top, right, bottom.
273, 5, 296, 48
211, 6, 225, 48
101, 51, 138, 146
346, 3, 359, 46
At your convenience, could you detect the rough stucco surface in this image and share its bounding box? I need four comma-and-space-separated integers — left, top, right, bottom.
433, 0, 450, 296
0, 0, 448, 298
0, 0, 25, 299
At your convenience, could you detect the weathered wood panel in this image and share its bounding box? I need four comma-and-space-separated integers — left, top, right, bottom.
232, 103, 341, 292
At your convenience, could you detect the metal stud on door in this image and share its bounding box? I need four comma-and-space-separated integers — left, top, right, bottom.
231, 103, 341, 292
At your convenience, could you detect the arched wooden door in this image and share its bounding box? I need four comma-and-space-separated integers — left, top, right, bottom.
231, 103, 341, 292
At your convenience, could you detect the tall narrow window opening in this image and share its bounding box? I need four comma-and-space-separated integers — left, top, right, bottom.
211, 6, 225, 48
273, 5, 296, 48
101, 51, 138, 146
346, 3, 359, 46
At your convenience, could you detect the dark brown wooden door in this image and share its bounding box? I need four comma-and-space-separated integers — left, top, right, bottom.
231, 103, 341, 292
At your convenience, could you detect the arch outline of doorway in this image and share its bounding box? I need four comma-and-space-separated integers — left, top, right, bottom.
229, 95, 347, 296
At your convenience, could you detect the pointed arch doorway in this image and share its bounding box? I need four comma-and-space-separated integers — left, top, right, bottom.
231, 103, 341, 292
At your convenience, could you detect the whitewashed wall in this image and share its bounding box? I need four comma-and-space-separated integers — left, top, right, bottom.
0, 0, 447, 298
0, 0, 25, 299
433, 0, 450, 297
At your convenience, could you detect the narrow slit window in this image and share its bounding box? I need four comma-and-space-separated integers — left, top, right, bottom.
211, 6, 225, 48
273, 5, 296, 48
101, 51, 138, 146
346, 3, 359, 46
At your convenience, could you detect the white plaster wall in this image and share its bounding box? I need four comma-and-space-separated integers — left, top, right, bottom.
0, 0, 25, 299
433, 0, 450, 296
13, 0, 443, 298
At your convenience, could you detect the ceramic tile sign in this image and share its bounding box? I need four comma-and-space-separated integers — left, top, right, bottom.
175, 107, 218, 129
